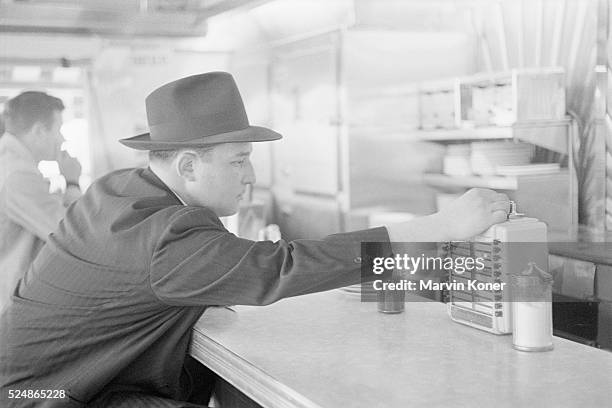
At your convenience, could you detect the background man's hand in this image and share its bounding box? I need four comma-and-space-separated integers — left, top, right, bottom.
435, 188, 510, 240
57, 150, 82, 185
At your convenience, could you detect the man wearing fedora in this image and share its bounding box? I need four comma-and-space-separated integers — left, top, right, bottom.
0, 72, 510, 407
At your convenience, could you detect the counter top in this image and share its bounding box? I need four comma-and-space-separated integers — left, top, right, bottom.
190, 291, 612, 408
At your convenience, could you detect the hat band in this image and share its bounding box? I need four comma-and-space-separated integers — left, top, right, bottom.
149, 116, 249, 143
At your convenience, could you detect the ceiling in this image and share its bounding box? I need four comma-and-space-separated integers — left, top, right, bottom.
0, 0, 273, 37
0, 0, 486, 38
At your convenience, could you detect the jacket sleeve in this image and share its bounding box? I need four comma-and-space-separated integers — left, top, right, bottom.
1, 169, 66, 241
149, 207, 391, 306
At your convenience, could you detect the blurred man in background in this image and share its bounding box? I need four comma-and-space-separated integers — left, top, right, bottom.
0, 91, 82, 313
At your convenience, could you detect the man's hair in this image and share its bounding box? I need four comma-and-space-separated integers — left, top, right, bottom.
3, 91, 64, 136
148, 145, 217, 163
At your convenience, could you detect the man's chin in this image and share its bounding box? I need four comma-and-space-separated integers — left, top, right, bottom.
217, 207, 239, 218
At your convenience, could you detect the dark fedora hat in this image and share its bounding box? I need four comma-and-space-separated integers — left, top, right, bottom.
119, 72, 282, 150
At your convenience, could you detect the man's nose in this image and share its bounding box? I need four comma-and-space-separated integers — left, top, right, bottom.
243, 161, 256, 185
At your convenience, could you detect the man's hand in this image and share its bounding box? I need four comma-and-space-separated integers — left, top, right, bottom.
57, 150, 82, 185
434, 188, 510, 240
386, 188, 510, 242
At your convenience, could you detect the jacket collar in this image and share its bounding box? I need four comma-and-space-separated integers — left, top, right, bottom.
143, 166, 187, 206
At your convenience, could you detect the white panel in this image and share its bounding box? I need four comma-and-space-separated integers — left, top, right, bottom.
271, 36, 339, 195
343, 31, 476, 91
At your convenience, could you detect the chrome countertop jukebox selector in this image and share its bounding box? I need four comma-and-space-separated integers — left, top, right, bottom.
444, 201, 549, 334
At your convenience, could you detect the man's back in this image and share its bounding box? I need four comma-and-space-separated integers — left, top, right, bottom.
0, 167, 209, 405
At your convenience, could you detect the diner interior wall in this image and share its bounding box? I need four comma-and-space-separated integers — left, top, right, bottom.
87, 42, 230, 176
0, 34, 102, 61
230, 48, 274, 189
341, 30, 476, 212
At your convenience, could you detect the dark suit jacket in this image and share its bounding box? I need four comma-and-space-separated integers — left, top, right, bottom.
0, 167, 389, 407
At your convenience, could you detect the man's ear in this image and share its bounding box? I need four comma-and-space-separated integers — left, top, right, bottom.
29, 121, 46, 138
175, 151, 198, 182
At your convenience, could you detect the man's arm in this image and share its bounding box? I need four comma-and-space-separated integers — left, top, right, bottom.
2, 170, 70, 240
150, 207, 390, 307
57, 150, 82, 206
150, 188, 509, 307
386, 188, 510, 242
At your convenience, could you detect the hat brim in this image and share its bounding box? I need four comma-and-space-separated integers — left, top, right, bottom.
119, 126, 282, 151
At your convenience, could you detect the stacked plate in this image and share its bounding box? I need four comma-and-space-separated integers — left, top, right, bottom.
495, 163, 560, 176
471, 141, 534, 175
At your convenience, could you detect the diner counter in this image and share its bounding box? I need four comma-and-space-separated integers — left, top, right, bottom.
190, 291, 612, 408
